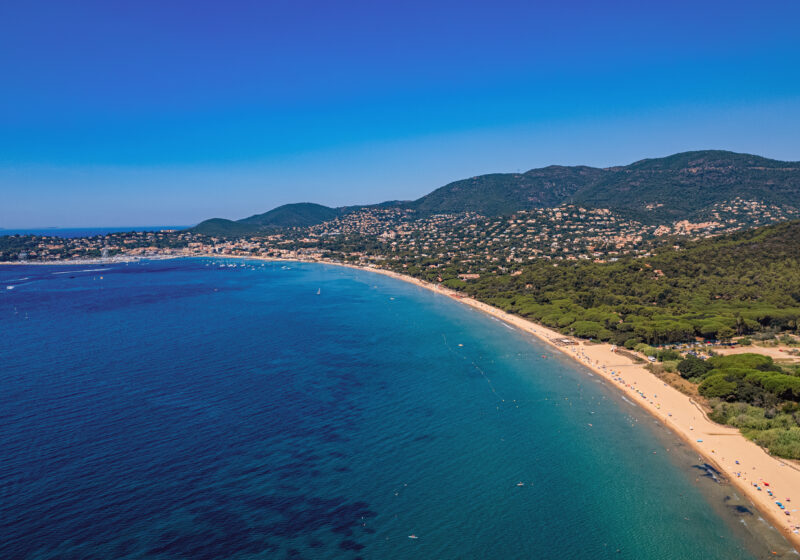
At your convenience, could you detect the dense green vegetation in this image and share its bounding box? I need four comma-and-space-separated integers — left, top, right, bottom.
411, 166, 602, 215
0, 235, 40, 261
238, 203, 341, 228
574, 150, 800, 223
189, 218, 259, 236
696, 354, 800, 402
415, 151, 799, 221
405, 220, 800, 345
675, 353, 800, 458
416, 150, 800, 221
193, 203, 342, 235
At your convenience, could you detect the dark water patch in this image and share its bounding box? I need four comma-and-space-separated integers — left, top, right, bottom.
339, 539, 366, 551
693, 462, 723, 482
243, 493, 375, 542
147, 528, 274, 559
730, 504, 755, 516
245, 494, 307, 514
332, 525, 355, 536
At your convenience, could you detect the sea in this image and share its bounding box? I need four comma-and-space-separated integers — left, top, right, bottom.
0, 227, 188, 238
0, 259, 795, 559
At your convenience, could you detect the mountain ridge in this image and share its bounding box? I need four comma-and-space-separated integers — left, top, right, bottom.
191, 150, 800, 235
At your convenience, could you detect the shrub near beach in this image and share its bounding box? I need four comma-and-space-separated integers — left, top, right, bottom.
679, 353, 800, 458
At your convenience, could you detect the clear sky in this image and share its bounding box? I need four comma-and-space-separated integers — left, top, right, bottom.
2, 0, 800, 227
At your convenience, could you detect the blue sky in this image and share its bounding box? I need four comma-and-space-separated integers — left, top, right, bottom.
2, 0, 799, 227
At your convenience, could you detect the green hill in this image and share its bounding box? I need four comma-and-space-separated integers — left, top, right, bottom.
190, 218, 258, 237
239, 203, 340, 228
411, 166, 603, 215
192, 203, 341, 236
573, 150, 800, 222
412, 150, 800, 220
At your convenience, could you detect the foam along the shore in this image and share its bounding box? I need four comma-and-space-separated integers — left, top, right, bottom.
340, 264, 800, 552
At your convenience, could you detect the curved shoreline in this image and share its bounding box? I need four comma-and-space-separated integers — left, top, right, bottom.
329, 262, 800, 553
6, 255, 800, 552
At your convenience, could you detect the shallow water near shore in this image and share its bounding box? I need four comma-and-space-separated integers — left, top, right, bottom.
0, 258, 795, 559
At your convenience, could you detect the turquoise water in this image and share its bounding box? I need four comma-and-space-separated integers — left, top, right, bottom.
0, 259, 792, 559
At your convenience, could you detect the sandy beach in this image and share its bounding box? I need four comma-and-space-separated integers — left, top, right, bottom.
334, 263, 800, 553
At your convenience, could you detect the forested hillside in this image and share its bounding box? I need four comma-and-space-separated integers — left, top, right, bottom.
573, 151, 800, 222
188, 150, 800, 236
192, 203, 341, 235
411, 166, 602, 215
415, 220, 800, 346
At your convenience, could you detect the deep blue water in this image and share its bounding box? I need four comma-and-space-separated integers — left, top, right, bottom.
0, 259, 792, 559
0, 227, 188, 238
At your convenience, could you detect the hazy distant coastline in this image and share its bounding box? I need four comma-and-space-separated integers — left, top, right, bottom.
0, 227, 190, 238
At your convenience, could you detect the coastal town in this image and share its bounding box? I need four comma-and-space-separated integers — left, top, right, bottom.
2, 197, 797, 270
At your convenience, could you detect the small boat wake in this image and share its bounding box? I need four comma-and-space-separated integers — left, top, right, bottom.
52, 268, 111, 275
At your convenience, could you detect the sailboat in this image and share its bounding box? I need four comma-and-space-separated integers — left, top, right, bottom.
316, 288, 321, 295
